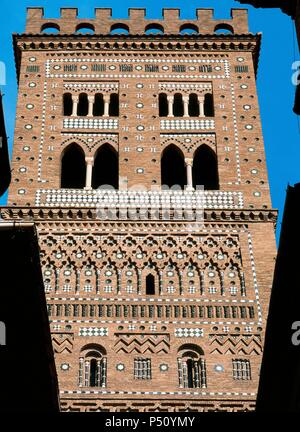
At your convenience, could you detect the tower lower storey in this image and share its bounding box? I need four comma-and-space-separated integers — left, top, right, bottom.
22, 209, 277, 412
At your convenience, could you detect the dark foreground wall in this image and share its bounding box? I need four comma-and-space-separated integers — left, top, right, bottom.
0, 223, 59, 412
256, 184, 300, 412
0, 93, 11, 196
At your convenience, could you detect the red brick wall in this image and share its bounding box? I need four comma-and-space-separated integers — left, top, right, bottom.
4, 8, 277, 412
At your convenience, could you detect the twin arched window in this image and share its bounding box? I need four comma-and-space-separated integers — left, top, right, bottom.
61, 143, 118, 189
61, 143, 218, 191
161, 144, 219, 190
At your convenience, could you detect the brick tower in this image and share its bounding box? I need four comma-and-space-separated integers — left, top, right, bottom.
4, 7, 277, 412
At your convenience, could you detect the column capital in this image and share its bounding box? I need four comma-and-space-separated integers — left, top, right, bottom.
103, 93, 111, 101
88, 94, 95, 102
85, 156, 94, 166
72, 95, 79, 102
167, 94, 174, 101
185, 157, 193, 167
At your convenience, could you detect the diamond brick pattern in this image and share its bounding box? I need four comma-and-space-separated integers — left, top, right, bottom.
79, 327, 108, 337
175, 328, 204, 338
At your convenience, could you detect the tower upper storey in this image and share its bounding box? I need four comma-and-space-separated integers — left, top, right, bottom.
8, 7, 272, 214
24, 8, 249, 35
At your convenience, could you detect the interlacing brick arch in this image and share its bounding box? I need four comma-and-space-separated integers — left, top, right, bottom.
60, 136, 118, 154
39, 233, 245, 296
160, 137, 216, 157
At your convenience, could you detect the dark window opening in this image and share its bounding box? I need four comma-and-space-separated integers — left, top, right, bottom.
146, 274, 155, 295
109, 93, 119, 117
161, 144, 186, 189
193, 145, 219, 190
77, 93, 89, 116
92, 144, 118, 190
61, 143, 86, 189
93, 93, 104, 117
89, 359, 97, 387
204, 93, 214, 117
159, 93, 168, 117
63, 93, 73, 116
189, 93, 199, 117
173, 93, 184, 117
187, 359, 195, 388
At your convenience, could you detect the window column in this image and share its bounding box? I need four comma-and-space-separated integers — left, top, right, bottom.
193, 361, 200, 388
72, 95, 79, 117
167, 95, 174, 117
177, 358, 184, 387
198, 95, 205, 117
101, 357, 107, 387
85, 156, 94, 189
103, 94, 110, 117
88, 95, 95, 117
84, 360, 90, 386
185, 158, 194, 191
200, 358, 207, 388
78, 357, 84, 386
183, 95, 189, 117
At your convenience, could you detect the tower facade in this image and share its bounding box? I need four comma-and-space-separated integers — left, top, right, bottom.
4, 8, 277, 412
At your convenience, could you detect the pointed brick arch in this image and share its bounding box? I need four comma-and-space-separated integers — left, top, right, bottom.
92, 143, 119, 190
161, 144, 186, 189
192, 144, 219, 190
61, 143, 86, 189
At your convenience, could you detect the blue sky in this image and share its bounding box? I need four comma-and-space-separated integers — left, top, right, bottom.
0, 0, 299, 242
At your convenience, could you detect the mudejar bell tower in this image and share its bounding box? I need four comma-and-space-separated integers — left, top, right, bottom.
4, 7, 277, 411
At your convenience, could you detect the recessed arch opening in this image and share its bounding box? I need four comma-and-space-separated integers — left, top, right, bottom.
110, 23, 130, 35
161, 144, 186, 189
63, 93, 73, 116
61, 143, 86, 189
214, 24, 234, 35
92, 144, 119, 190
159, 93, 168, 117
145, 23, 164, 35
41, 23, 60, 34
192, 145, 219, 190
75, 23, 95, 34
146, 274, 155, 295
180, 24, 199, 35
77, 93, 89, 117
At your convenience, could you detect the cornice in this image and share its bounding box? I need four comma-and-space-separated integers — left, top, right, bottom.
0, 206, 278, 226
13, 33, 262, 81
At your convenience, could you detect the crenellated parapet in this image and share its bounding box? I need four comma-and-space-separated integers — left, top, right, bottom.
25, 7, 249, 35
